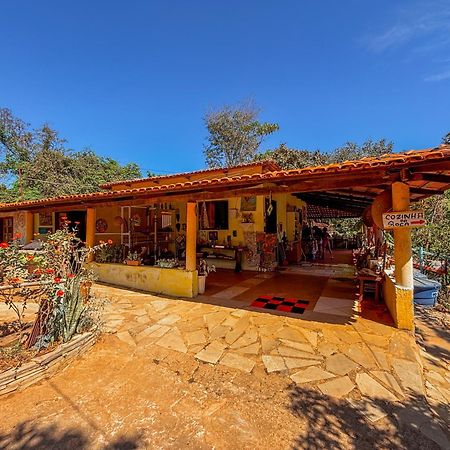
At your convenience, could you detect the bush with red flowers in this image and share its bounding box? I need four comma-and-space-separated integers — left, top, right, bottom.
0, 222, 110, 352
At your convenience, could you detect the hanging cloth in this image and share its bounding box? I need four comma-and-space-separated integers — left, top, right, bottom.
201, 201, 210, 229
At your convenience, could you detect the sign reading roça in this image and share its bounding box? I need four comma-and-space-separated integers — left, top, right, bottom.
382, 210, 426, 229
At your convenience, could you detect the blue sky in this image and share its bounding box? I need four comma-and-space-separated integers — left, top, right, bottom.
1, 1, 449, 174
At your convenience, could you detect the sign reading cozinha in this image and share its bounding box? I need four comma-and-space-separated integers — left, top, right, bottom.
382, 210, 426, 229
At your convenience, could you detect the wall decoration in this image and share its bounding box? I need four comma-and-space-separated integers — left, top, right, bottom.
208, 231, 218, 242
96, 218, 108, 233
241, 212, 254, 223
241, 196, 257, 211
39, 212, 53, 226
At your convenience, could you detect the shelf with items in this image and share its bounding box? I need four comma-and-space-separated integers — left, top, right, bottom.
197, 245, 243, 270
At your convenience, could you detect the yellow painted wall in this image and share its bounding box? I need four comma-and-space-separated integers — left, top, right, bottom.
196, 193, 304, 247
90, 262, 198, 298
383, 270, 415, 331
94, 205, 122, 244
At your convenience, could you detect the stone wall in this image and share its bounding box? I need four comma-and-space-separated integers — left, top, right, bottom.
0, 332, 96, 397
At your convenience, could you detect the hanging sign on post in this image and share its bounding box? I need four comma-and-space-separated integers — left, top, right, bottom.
382, 210, 426, 229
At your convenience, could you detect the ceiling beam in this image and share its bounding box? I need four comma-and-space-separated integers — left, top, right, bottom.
301, 197, 371, 209
409, 186, 445, 196
411, 172, 450, 184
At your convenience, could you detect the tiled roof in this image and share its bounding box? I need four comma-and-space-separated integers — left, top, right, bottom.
100, 160, 281, 188
307, 204, 360, 219
1, 145, 449, 211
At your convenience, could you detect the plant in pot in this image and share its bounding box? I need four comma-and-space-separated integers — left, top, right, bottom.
197, 258, 215, 294
124, 251, 142, 266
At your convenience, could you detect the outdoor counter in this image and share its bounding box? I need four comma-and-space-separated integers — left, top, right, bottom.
89, 262, 198, 298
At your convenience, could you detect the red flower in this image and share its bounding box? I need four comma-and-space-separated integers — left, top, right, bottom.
27, 254, 34, 261
14, 233, 22, 239
34, 269, 42, 275
45, 268, 54, 274
0, 243, 9, 249
54, 277, 61, 283
9, 277, 21, 284
56, 290, 64, 297
67, 273, 75, 278
107, 239, 113, 245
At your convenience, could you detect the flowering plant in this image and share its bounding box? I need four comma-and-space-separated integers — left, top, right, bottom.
0, 221, 110, 347
125, 251, 142, 262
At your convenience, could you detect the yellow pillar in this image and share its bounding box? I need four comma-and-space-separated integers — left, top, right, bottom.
25, 211, 34, 243
392, 182, 413, 288
86, 207, 95, 261
391, 182, 414, 331
186, 202, 197, 271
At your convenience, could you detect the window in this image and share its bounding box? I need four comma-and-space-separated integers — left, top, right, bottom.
199, 200, 229, 230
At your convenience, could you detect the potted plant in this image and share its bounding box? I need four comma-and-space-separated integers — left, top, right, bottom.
124, 251, 141, 266
197, 258, 215, 294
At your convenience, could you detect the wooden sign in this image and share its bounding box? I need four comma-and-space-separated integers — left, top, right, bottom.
382, 210, 426, 229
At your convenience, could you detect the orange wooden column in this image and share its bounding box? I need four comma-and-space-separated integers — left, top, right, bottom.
186, 201, 197, 271
86, 207, 96, 261
392, 182, 413, 288
25, 211, 34, 243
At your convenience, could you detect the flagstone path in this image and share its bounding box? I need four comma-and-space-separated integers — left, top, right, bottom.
0, 279, 449, 449
91, 283, 450, 448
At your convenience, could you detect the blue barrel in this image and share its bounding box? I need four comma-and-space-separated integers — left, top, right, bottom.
413, 273, 441, 307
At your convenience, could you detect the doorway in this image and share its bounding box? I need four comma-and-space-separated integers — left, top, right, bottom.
0, 217, 14, 242
264, 199, 277, 233
57, 211, 87, 241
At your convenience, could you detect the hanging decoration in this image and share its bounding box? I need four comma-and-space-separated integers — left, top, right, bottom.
96, 218, 108, 233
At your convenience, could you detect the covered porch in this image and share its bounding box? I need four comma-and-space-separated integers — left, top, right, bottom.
1, 146, 450, 331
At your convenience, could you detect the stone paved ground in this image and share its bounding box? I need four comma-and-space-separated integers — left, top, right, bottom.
0, 280, 449, 449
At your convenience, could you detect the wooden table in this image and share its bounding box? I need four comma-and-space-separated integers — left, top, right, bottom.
357, 273, 383, 303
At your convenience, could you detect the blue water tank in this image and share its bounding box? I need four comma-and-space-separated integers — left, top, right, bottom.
413, 273, 441, 307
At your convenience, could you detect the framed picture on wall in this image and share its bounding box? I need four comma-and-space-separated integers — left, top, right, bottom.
39, 212, 53, 226
240, 196, 257, 211
208, 231, 218, 241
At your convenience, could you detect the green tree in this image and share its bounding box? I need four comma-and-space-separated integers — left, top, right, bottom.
0, 108, 141, 202
0, 108, 34, 179
259, 139, 393, 170
443, 132, 450, 145
257, 143, 328, 169
204, 102, 279, 167
329, 139, 393, 163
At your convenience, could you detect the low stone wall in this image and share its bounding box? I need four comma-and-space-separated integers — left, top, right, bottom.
0, 332, 96, 398
383, 270, 414, 331
89, 262, 199, 298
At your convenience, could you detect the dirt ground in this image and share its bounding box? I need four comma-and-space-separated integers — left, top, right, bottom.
0, 333, 446, 450
0, 274, 449, 449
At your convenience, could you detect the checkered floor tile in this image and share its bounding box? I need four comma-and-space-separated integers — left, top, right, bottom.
250, 296, 310, 314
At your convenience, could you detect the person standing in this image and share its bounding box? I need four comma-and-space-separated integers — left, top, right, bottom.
322, 227, 333, 259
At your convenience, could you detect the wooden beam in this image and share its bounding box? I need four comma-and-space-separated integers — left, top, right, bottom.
299, 195, 371, 208
410, 172, 450, 184
408, 160, 450, 173
409, 186, 445, 196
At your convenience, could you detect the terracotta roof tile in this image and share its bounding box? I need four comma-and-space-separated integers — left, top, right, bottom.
100, 159, 280, 188
1, 145, 449, 211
